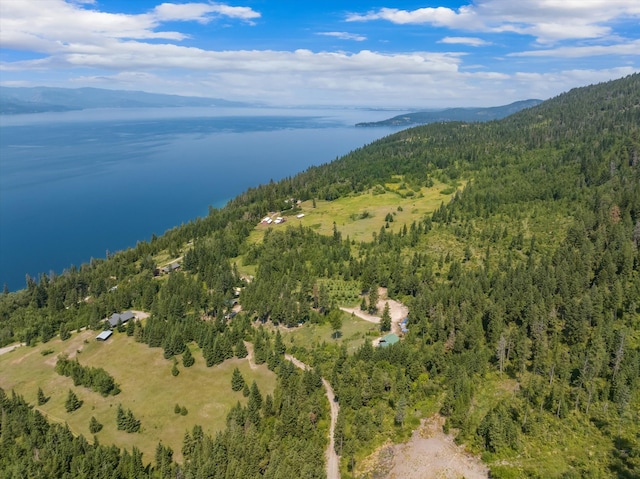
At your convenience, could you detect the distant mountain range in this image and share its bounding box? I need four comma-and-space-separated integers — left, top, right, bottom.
0, 86, 248, 114
355, 99, 543, 127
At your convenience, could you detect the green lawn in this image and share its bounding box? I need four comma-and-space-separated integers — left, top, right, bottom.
283, 311, 379, 354
0, 329, 276, 463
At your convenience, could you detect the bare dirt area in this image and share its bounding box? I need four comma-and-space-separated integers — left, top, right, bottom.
341, 287, 409, 345
358, 414, 489, 479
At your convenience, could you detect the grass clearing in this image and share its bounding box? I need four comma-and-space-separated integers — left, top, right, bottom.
246, 179, 465, 246
0, 329, 276, 463
283, 312, 378, 354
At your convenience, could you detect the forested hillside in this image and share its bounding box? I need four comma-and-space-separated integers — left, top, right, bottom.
1, 73, 639, 478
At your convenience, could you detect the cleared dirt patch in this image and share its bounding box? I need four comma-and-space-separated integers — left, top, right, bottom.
359, 414, 488, 479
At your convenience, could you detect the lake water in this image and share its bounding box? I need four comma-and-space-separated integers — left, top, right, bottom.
0, 107, 403, 290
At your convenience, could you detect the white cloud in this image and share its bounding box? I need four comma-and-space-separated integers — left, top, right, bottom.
439, 37, 491, 47
510, 39, 640, 58
0, 1, 637, 108
153, 2, 260, 24
347, 6, 478, 29
347, 1, 640, 43
0, 1, 260, 53
317, 32, 367, 41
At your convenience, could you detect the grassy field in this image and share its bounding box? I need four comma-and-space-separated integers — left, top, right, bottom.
0, 329, 276, 463
246, 179, 463, 245
283, 311, 379, 354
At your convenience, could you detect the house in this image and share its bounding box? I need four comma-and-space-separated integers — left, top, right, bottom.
96, 330, 113, 341
160, 262, 181, 274
378, 333, 400, 348
107, 310, 135, 328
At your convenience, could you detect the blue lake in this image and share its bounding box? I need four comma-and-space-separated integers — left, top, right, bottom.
0, 107, 403, 290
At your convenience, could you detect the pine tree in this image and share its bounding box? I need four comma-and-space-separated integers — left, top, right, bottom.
231, 367, 245, 391
89, 416, 103, 433
329, 309, 343, 338
380, 302, 391, 332
65, 389, 82, 412
126, 319, 135, 337
235, 339, 248, 358
368, 285, 379, 314
37, 387, 49, 405
394, 395, 407, 427
59, 322, 71, 341
247, 380, 263, 426
182, 347, 195, 367
274, 330, 286, 356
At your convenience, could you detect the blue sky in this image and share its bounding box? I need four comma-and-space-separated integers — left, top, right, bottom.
1, 0, 638, 107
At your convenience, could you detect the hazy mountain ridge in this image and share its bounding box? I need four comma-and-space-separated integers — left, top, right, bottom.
355, 99, 542, 126
0, 86, 248, 114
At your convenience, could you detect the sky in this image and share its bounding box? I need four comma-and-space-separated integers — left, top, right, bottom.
1, 0, 639, 108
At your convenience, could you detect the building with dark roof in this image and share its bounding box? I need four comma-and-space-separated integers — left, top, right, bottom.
107, 311, 135, 328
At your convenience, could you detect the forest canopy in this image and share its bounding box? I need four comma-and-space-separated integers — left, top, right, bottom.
0, 73, 639, 478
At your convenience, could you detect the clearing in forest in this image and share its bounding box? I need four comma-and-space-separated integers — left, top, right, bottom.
0, 329, 276, 463
245, 178, 465, 247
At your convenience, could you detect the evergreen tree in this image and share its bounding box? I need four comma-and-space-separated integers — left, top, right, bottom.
231, 367, 245, 391
89, 416, 103, 433
182, 346, 195, 367
274, 330, 286, 356
37, 387, 49, 405
380, 302, 391, 332
235, 339, 248, 358
126, 319, 135, 337
65, 389, 82, 412
117, 404, 141, 433
368, 285, 379, 314
329, 309, 343, 338
59, 322, 71, 341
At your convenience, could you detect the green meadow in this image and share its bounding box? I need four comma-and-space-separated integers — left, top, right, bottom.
283, 311, 379, 355
247, 179, 461, 243
0, 329, 276, 462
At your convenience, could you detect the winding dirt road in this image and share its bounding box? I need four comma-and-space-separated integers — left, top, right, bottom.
341, 288, 409, 345
243, 343, 340, 478
284, 354, 340, 479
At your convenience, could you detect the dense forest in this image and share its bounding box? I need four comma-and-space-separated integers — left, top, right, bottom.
1, 73, 639, 478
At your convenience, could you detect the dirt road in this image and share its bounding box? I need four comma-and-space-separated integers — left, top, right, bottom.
0, 342, 25, 356
285, 354, 340, 479
341, 288, 409, 344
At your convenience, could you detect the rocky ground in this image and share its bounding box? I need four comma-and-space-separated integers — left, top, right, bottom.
358, 414, 489, 479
